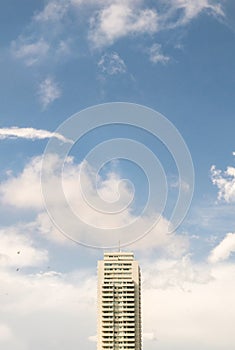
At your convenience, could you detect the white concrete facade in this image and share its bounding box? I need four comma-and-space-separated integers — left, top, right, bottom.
97, 252, 142, 350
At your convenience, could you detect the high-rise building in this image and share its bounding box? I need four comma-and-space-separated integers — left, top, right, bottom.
97, 252, 141, 350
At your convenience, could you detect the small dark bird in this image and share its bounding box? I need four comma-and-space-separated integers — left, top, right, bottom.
16, 268, 20, 271
17, 251, 20, 254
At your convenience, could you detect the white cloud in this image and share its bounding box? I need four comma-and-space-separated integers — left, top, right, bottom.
38, 77, 62, 109
208, 232, 235, 263
142, 255, 212, 290
0, 324, 13, 342
143, 332, 157, 341
130, 217, 188, 257
170, 178, 191, 192
98, 52, 126, 75
34, 1, 68, 22
0, 267, 97, 349
211, 164, 235, 202
88, 334, 97, 342
11, 37, 49, 66
87, 0, 224, 48
0, 254, 234, 349
0, 156, 43, 210
142, 261, 235, 350
0, 126, 72, 143
11, 0, 225, 60
0, 154, 186, 254
34, 212, 71, 245
56, 39, 71, 56
0, 226, 48, 268
148, 43, 170, 64
164, 0, 224, 27
89, 4, 158, 48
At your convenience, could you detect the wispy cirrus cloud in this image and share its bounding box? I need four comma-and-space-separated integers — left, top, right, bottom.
11, 37, 50, 66
98, 52, 127, 75
0, 126, 72, 143
10, 0, 226, 63
33, 1, 69, 22
37, 77, 62, 109
148, 43, 170, 64
165, 0, 224, 27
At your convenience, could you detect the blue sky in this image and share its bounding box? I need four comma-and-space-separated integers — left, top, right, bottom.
1, 1, 235, 349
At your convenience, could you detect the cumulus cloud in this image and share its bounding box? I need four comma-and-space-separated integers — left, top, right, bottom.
0, 267, 97, 349
86, 0, 224, 48
130, 217, 188, 257
33, 212, 71, 245
89, 4, 158, 48
0, 254, 235, 349
98, 52, 126, 75
208, 232, 235, 263
11, 37, 49, 66
0, 154, 186, 254
142, 261, 235, 350
148, 43, 170, 64
0, 126, 72, 143
142, 255, 212, 290
38, 77, 62, 109
0, 226, 48, 268
211, 164, 235, 202
0, 156, 44, 210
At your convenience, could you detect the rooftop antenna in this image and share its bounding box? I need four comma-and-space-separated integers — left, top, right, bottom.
118, 240, 121, 252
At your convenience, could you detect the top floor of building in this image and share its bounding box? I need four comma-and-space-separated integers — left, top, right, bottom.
103, 252, 134, 262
